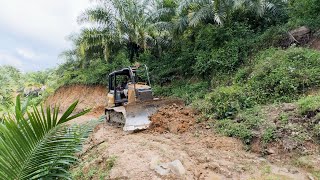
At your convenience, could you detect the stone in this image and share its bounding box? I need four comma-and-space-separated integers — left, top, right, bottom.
153, 159, 186, 176
207, 162, 221, 171
288, 168, 299, 174
266, 148, 275, 155
283, 103, 296, 112
154, 163, 170, 176
308, 174, 315, 180
168, 121, 179, 134
289, 26, 311, 42
168, 160, 186, 176
150, 156, 160, 170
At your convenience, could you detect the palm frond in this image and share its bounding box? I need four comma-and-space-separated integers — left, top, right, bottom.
0, 96, 91, 180
78, 6, 114, 26
189, 4, 215, 26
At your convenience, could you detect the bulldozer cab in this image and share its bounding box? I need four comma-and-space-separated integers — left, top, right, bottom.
107, 65, 152, 107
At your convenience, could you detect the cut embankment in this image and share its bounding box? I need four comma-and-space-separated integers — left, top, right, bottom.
45, 85, 107, 115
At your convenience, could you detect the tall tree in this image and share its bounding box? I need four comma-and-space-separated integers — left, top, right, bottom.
178, 0, 285, 26
78, 0, 155, 62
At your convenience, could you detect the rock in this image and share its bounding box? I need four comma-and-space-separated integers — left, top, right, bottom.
283, 103, 296, 112
150, 156, 160, 170
288, 168, 299, 174
266, 148, 275, 155
308, 174, 315, 180
153, 159, 186, 176
168, 160, 186, 176
289, 26, 311, 43
207, 162, 221, 171
154, 163, 170, 176
168, 122, 179, 134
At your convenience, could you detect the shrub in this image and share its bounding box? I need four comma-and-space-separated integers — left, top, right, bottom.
153, 80, 209, 104
288, 0, 320, 29
57, 59, 130, 86
203, 85, 255, 119
193, 24, 255, 77
262, 126, 277, 144
248, 48, 320, 103
215, 119, 253, 144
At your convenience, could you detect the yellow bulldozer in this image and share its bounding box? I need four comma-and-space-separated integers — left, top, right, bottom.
105, 64, 182, 131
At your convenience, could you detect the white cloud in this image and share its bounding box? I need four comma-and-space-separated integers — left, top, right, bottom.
16, 48, 37, 60
0, 51, 23, 68
15, 47, 50, 63
0, 0, 90, 48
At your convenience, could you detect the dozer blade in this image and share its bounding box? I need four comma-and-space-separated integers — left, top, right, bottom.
106, 99, 184, 132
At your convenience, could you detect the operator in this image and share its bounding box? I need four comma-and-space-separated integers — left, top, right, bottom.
120, 77, 129, 98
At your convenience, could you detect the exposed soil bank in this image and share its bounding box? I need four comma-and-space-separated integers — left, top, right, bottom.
45, 85, 107, 115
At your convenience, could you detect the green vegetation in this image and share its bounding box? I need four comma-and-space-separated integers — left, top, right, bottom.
1, 0, 320, 177
288, 0, 320, 29
0, 66, 59, 118
297, 95, 320, 115
70, 149, 117, 180
0, 96, 91, 179
198, 47, 320, 120
215, 106, 265, 144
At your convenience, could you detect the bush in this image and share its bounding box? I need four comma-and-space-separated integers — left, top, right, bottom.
57, 59, 130, 86
214, 105, 277, 145
153, 80, 209, 104
201, 47, 320, 121
203, 85, 255, 119
248, 48, 320, 103
192, 24, 255, 76
215, 119, 253, 144
288, 0, 320, 29
262, 126, 277, 144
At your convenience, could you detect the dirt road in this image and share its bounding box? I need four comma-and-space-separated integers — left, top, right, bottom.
71, 117, 316, 180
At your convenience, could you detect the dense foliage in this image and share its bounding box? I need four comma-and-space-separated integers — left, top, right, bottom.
56, 0, 293, 85
52, 0, 320, 122
0, 66, 58, 117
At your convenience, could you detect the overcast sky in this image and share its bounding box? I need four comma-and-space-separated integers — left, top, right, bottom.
0, 0, 91, 72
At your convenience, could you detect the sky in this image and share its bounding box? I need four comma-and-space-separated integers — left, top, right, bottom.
0, 0, 91, 72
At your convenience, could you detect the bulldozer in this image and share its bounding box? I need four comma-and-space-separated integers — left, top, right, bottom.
105, 64, 183, 131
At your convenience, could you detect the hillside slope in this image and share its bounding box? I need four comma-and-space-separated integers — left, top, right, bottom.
45, 85, 107, 114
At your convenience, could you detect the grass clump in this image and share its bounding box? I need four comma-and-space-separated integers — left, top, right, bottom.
70, 150, 117, 180
262, 126, 277, 144
297, 95, 320, 115
215, 106, 265, 144
215, 119, 253, 144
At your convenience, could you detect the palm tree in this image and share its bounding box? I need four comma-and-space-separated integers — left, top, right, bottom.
0, 96, 91, 179
178, 0, 286, 26
78, 0, 155, 62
